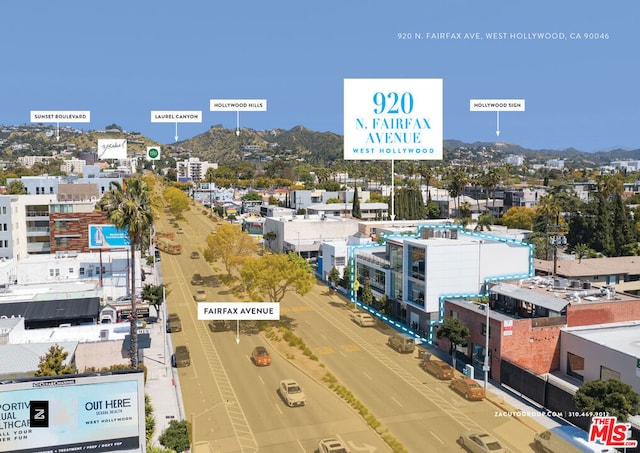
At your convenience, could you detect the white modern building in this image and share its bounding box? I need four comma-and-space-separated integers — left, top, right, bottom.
176, 157, 217, 181
263, 214, 360, 258
352, 225, 533, 342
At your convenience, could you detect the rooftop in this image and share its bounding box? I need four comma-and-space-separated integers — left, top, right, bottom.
563, 321, 640, 359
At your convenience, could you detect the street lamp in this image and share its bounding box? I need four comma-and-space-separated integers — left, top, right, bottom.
479, 240, 490, 390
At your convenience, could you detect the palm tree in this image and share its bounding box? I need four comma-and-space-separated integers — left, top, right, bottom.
97, 178, 154, 368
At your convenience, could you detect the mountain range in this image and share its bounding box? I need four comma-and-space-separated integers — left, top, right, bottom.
2, 124, 640, 167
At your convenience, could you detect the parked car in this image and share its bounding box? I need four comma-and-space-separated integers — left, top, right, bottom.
208, 320, 228, 332
458, 431, 506, 453
351, 312, 376, 327
172, 345, 191, 368
317, 437, 350, 453
387, 332, 415, 353
191, 273, 204, 285
449, 378, 486, 400
166, 313, 182, 333
279, 379, 306, 407
422, 359, 454, 380
190, 251, 200, 259
251, 346, 271, 366
194, 289, 207, 301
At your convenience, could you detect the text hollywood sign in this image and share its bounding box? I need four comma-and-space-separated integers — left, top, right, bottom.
344, 78, 443, 161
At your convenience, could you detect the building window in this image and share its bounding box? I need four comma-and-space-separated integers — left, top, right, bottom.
600, 366, 620, 381
69, 268, 74, 273
79, 267, 85, 276
567, 352, 585, 382
481, 323, 491, 338
409, 245, 425, 281
335, 256, 345, 266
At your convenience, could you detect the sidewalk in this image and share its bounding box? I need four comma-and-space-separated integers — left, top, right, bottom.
142, 262, 187, 447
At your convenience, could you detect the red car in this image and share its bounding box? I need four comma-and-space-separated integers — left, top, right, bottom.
449, 378, 485, 400
251, 346, 271, 366
422, 359, 454, 380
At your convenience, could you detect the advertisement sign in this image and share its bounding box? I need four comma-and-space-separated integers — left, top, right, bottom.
0, 372, 145, 453
97, 139, 128, 160
343, 78, 443, 160
89, 224, 130, 249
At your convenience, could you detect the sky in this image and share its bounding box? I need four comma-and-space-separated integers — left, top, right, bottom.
1, 1, 638, 152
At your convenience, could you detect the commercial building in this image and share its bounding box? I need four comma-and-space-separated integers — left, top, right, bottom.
351, 224, 533, 341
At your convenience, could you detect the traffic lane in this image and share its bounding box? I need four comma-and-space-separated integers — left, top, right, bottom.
284, 291, 538, 452
198, 330, 390, 453
211, 329, 389, 449
286, 305, 473, 451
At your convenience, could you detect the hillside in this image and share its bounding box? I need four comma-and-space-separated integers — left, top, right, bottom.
2, 123, 640, 167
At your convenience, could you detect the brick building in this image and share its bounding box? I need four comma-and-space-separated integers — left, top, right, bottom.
440, 277, 640, 382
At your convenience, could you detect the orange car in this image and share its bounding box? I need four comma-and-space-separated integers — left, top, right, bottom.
449, 377, 485, 400
251, 346, 271, 366
422, 359, 454, 380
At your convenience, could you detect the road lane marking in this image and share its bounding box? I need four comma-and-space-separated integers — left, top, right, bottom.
315, 346, 335, 355
362, 371, 373, 380
391, 396, 404, 407
257, 375, 265, 386
340, 344, 360, 352
430, 432, 444, 444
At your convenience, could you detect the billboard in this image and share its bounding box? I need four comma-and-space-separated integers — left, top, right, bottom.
343, 78, 443, 160
0, 372, 145, 453
97, 139, 128, 160
89, 224, 130, 249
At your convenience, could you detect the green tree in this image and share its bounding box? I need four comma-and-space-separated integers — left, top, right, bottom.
394, 187, 425, 220
360, 278, 373, 306
145, 394, 156, 444
574, 379, 640, 422
340, 264, 351, 289
241, 192, 262, 201
572, 243, 595, 263
379, 294, 390, 315
263, 231, 277, 251
241, 252, 316, 302
204, 223, 257, 277
35, 345, 75, 376
351, 186, 362, 219
474, 214, 493, 232
501, 206, 536, 230
328, 266, 341, 290
142, 283, 169, 317
6, 180, 27, 194
97, 178, 153, 368
163, 186, 191, 220
436, 317, 470, 370
158, 419, 191, 452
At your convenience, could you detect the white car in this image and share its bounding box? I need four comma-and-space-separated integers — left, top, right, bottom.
458, 431, 506, 453
318, 437, 350, 453
351, 312, 376, 327
279, 379, 306, 407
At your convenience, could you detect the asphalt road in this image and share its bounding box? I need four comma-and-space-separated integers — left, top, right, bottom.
157, 203, 545, 453
158, 206, 390, 453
